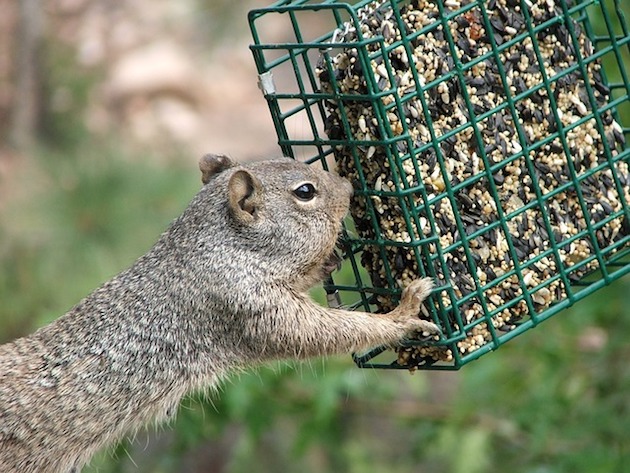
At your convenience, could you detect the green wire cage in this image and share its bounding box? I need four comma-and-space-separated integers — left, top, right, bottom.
248, 0, 630, 370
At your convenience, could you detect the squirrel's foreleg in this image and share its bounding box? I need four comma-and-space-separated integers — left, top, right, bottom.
254, 278, 441, 360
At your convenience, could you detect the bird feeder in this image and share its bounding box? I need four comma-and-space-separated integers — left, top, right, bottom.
248, 0, 630, 369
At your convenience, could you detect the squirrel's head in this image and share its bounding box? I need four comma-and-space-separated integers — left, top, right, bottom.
195, 154, 353, 287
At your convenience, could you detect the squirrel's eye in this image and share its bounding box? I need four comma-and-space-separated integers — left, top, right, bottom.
293, 182, 317, 201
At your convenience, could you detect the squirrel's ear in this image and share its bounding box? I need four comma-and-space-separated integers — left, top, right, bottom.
228, 169, 263, 224
199, 154, 235, 184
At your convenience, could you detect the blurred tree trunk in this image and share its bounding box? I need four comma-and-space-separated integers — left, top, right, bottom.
0, 0, 17, 147
3, 0, 43, 151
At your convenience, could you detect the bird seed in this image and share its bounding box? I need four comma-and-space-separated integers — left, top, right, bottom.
317, 0, 630, 367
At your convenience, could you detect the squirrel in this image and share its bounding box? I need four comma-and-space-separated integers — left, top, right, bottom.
0, 154, 440, 472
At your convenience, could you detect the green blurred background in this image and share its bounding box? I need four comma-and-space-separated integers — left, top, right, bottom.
0, 1, 628, 472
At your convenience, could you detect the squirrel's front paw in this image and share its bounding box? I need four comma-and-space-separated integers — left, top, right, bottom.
400, 277, 434, 313
402, 318, 441, 339
384, 277, 441, 338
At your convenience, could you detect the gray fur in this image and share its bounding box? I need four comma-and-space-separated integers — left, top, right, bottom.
0, 156, 439, 472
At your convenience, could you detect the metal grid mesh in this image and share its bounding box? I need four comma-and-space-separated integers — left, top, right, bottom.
249, 0, 630, 370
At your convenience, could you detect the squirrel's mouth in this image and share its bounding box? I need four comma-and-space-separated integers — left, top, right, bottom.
322, 248, 343, 277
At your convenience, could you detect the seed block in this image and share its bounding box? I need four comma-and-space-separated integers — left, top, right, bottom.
316, 0, 629, 366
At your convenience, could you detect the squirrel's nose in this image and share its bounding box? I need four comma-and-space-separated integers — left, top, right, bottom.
342, 178, 354, 197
